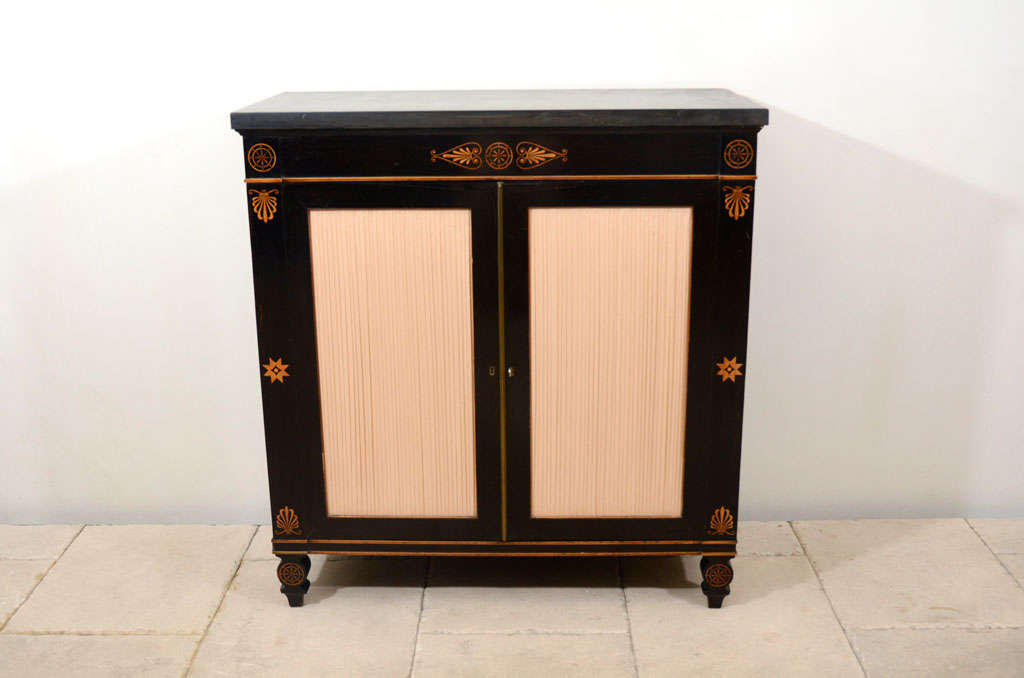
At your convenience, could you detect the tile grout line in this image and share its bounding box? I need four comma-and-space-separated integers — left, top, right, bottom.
416, 630, 635, 636
618, 557, 640, 678
0, 525, 85, 632
789, 521, 869, 678
964, 519, 1024, 591
2, 630, 208, 637
406, 557, 431, 678
180, 525, 258, 678
0, 557, 91, 561
839, 624, 1024, 632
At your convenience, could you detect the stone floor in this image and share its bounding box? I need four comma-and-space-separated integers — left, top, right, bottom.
1, 519, 1022, 677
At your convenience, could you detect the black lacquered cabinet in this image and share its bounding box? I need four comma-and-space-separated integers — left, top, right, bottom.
231, 90, 767, 607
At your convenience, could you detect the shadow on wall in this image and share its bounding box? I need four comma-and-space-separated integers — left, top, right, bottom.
2, 109, 1021, 524
741, 108, 1019, 520
0, 117, 270, 523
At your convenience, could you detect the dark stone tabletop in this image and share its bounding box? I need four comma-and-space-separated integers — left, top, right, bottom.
231, 89, 768, 131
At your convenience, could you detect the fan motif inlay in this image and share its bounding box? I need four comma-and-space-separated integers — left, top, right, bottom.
248, 189, 278, 223
708, 506, 735, 536
723, 185, 753, 220
275, 506, 301, 535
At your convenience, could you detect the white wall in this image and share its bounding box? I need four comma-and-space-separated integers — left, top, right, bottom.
2, 1, 1022, 523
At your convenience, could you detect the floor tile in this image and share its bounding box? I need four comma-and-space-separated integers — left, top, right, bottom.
850, 628, 1024, 678
624, 556, 862, 678
998, 554, 1024, 585
793, 519, 1024, 629
737, 521, 803, 555
0, 634, 197, 678
968, 518, 1024, 554
3, 525, 254, 634
244, 525, 274, 560
421, 557, 627, 633
190, 557, 425, 677
412, 632, 634, 678
0, 560, 52, 626
0, 525, 81, 559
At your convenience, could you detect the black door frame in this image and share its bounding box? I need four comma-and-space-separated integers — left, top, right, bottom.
256, 181, 503, 541
501, 180, 720, 540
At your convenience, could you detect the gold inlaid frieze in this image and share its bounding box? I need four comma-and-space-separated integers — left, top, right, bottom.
515, 142, 568, 169
485, 142, 514, 170
430, 143, 482, 169
429, 141, 569, 170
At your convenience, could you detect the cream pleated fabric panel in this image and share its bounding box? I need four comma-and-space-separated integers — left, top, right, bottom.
309, 209, 477, 518
529, 207, 691, 518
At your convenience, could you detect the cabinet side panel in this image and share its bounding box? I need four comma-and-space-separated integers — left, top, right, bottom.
529, 207, 691, 518
309, 209, 477, 517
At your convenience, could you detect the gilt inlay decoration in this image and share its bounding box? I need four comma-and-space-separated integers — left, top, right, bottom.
704, 562, 734, 587
263, 357, 290, 384
247, 143, 277, 172
430, 142, 483, 169
516, 141, 568, 169
708, 507, 736, 536
275, 506, 301, 535
723, 139, 753, 169
277, 561, 306, 586
248, 188, 279, 223
723, 185, 753, 220
716, 356, 743, 383
485, 142, 514, 170
428, 141, 568, 170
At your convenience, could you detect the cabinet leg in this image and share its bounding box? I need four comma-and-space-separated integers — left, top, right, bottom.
277, 555, 311, 607
700, 556, 734, 609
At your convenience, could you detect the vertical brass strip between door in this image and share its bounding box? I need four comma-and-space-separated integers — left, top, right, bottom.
497, 182, 508, 541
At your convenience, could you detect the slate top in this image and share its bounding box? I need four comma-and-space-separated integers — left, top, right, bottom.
230, 89, 768, 131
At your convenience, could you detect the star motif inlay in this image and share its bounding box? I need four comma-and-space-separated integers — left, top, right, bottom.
262, 357, 290, 383
716, 356, 743, 383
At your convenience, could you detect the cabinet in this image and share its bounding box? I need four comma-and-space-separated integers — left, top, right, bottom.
231, 90, 768, 607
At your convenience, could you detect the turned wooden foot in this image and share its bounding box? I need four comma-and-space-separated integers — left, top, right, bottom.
277, 555, 311, 607
700, 556, 733, 609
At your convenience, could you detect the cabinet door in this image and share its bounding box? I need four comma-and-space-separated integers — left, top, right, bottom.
502, 181, 723, 540
253, 182, 501, 541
